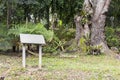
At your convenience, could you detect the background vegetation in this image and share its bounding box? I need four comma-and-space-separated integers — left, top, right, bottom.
0, 0, 120, 54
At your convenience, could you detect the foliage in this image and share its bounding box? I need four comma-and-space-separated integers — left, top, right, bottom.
8, 23, 54, 42
108, 0, 120, 26
7, 23, 55, 52
44, 22, 76, 53
8, 21, 74, 53
54, 23, 76, 41
78, 37, 87, 53
33, 23, 54, 42
0, 24, 11, 50
78, 37, 95, 55
43, 35, 66, 53
0, 0, 120, 54
105, 27, 120, 47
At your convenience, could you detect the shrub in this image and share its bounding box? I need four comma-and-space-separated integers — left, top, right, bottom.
0, 24, 12, 51
105, 27, 120, 47
8, 23, 55, 52
8, 23, 54, 42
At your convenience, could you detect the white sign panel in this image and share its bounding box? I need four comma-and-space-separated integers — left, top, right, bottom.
20, 34, 45, 69
20, 34, 45, 45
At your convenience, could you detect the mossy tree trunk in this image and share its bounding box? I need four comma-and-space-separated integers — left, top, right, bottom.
74, 15, 84, 44
73, 0, 111, 54
90, 0, 111, 53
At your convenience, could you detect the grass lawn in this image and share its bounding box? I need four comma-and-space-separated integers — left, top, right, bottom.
0, 53, 120, 80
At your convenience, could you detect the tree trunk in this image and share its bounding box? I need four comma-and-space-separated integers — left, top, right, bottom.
7, 0, 11, 29
91, 0, 111, 53
45, 6, 50, 29
74, 15, 83, 44
73, 0, 111, 54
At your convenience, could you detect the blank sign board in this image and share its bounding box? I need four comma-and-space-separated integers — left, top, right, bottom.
20, 34, 45, 45
20, 34, 45, 69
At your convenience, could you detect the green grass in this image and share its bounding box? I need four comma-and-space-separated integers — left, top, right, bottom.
0, 54, 120, 80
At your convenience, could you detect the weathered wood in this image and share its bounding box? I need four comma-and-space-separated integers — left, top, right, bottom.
27, 50, 38, 56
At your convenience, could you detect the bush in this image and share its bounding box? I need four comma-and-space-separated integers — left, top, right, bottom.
105, 27, 120, 47
8, 23, 54, 42
7, 23, 55, 52
0, 24, 12, 51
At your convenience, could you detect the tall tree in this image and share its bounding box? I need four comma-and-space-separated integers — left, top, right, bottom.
90, 0, 111, 53
74, 0, 111, 54
6, 0, 12, 28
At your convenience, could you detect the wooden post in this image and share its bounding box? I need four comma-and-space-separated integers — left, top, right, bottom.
22, 44, 26, 67
39, 45, 42, 69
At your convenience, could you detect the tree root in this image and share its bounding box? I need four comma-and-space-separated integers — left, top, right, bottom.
27, 50, 38, 56
104, 49, 120, 60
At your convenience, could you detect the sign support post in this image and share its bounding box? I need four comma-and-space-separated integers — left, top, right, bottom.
22, 44, 26, 68
39, 45, 42, 69
20, 34, 45, 69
